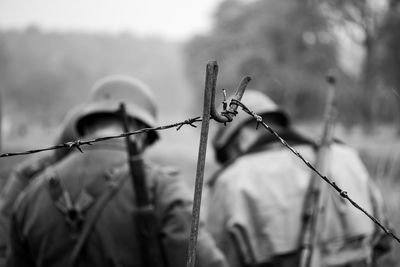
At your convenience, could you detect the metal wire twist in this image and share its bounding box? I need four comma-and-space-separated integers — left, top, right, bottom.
231, 98, 400, 244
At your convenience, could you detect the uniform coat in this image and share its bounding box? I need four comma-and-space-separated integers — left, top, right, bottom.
8, 141, 227, 267
207, 143, 389, 267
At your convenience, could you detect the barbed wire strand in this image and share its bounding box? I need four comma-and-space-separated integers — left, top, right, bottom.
231, 98, 400, 244
0, 116, 202, 158
2, 102, 400, 244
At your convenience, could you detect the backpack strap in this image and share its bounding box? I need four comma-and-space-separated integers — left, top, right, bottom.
44, 165, 128, 267
228, 223, 257, 266
68, 165, 128, 267
46, 170, 96, 235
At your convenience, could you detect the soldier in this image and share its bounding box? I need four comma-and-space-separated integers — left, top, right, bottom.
7, 75, 228, 267
206, 89, 391, 267
0, 104, 83, 220
0, 104, 84, 266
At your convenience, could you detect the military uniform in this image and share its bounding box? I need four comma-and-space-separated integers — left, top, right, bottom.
0, 103, 87, 222
208, 90, 391, 267
0, 105, 86, 266
0, 154, 56, 219
8, 141, 227, 267
0, 153, 56, 267
207, 142, 389, 267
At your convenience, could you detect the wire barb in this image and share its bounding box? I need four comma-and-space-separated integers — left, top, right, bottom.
232, 99, 400, 245
176, 117, 201, 131
66, 140, 84, 153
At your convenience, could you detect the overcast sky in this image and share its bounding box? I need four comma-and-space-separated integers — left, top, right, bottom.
0, 0, 224, 40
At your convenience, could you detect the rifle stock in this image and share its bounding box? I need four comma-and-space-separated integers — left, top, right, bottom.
119, 103, 165, 267
299, 74, 337, 267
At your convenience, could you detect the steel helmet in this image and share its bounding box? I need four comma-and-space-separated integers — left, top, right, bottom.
77, 75, 159, 144
213, 89, 289, 153
53, 75, 159, 159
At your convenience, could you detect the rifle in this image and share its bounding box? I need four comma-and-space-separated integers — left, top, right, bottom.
118, 103, 165, 267
299, 74, 337, 267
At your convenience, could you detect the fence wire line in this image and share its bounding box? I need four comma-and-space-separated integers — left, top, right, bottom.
231, 98, 400, 244
1, 103, 400, 244
0, 116, 202, 158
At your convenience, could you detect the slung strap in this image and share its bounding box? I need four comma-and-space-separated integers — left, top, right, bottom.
46, 170, 95, 233
44, 166, 127, 267
68, 166, 128, 267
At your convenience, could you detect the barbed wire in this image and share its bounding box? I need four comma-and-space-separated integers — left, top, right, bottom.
0, 116, 202, 158
1, 100, 400, 244
231, 98, 400, 244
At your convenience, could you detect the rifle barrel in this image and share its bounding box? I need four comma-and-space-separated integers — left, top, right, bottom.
299, 74, 337, 267
119, 103, 165, 267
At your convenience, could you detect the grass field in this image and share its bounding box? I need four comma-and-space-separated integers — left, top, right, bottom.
1, 121, 400, 265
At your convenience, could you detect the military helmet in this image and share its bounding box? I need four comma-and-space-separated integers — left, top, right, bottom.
54, 75, 159, 159
82, 75, 158, 129
79, 75, 158, 144
213, 89, 289, 154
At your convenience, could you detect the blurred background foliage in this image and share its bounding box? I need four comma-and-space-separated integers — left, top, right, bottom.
0, 27, 193, 139
185, 0, 400, 128
186, 0, 337, 120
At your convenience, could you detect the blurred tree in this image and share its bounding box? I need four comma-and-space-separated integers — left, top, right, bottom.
378, 0, 400, 132
0, 35, 10, 150
185, 0, 338, 120
379, 0, 400, 89
319, 0, 389, 125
